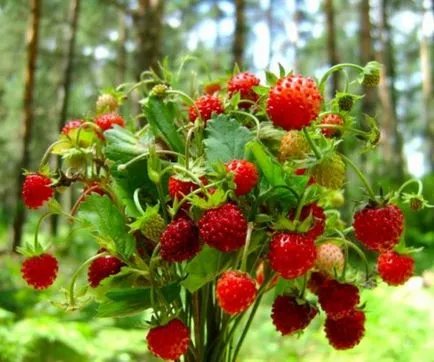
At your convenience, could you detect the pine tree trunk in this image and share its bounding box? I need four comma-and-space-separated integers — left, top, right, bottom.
12, 0, 42, 251
325, 0, 339, 96
51, 0, 81, 237
233, 0, 246, 68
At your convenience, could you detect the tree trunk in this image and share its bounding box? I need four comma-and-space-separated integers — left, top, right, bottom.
378, 0, 405, 181
421, 0, 434, 172
12, 0, 42, 251
325, 0, 339, 96
51, 0, 81, 236
233, 0, 246, 68
117, 9, 128, 84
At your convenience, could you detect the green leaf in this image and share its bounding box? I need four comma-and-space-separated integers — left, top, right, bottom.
265, 71, 278, 86
78, 195, 135, 259
204, 114, 253, 164
278, 63, 286, 77
144, 96, 184, 153
252, 85, 269, 96
97, 283, 180, 318
182, 246, 234, 292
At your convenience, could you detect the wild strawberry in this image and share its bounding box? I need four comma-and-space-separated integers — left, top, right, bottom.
216, 270, 257, 315
160, 217, 202, 263
226, 159, 259, 196
268, 232, 317, 279
146, 318, 190, 360
318, 280, 360, 319
308, 271, 329, 294
288, 202, 326, 239
377, 251, 414, 286
150, 84, 168, 97
96, 94, 119, 114
141, 212, 166, 243
279, 130, 310, 161
21, 253, 59, 290
188, 95, 224, 122
353, 204, 404, 252
271, 295, 318, 335
22, 173, 54, 209
95, 113, 125, 131
320, 114, 344, 137
88, 254, 124, 287
168, 176, 204, 200
324, 310, 366, 350
198, 203, 247, 252
227, 72, 260, 108
337, 94, 355, 112
315, 243, 345, 276
266, 74, 322, 130
310, 154, 346, 190
61, 119, 84, 135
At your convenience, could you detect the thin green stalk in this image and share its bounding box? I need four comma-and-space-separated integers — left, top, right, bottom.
39, 141, 65, 167
294, 190, 308, 223
185, 125, 198, 170
397, 178, 423, 196
33, 212, 52, 250
133, 188, 146, 215
155, 181, 169, 223
240, 222, 254, 272
117, 150, 182, 171
231, 110, 261, 138
319, 63, 364, 93
303, 128, 321, 160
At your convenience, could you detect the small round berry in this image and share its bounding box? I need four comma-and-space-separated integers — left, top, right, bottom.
268, 232, 317, 280
315, 243, 345, 276
271, 295, 318, 335
22, 173, 54, 209
160, 217, 202, 263
320, 114, 344, 137
310, 154, 346, 190
226, 159, 259, 196
146, 318, 190, 360
216, 270, 257, 315
188, 95, 224, 122
288, 202, 326, 239
337, 94, 355, 112
279, 130, 310, 161
21, 253, 59, 290
96, 94, 119, 114
88, 254, 124, 287
267, 74, 322, 130
377, 251, 414, 286
318, 279, 360, 319
168, 176, 203, 200
308, 271, 329, 294
95, 113, 125, 131
227, 72, 260, 108
62, 119, 84, 135
325, 310, 366, 350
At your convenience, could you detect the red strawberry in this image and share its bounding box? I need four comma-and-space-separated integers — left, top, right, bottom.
61, 119, 84, 135
227, 72, 260, 108
226, 159, 259, 196
320, 114, 344, 137
168, 176, 205, 200
88, 254, 124, 287
266, 74, 322, 130
188, 95, 224, 122
22, 173, 54, 209
307, 271, 329, 294
216, 270, 257, 315
268, 232, 317, 279
377, 251, 414, 286
95, 113, 125, 131
325, 310, 366, 350
21, 253, 59, 290
198, 203, 247, 252
318, 280, 360, 319
288, 202, 326, 239
146, 318, 190, 360
160, 217, 202, 263
353, 204, 404, 252
271, 295, 318, 335
315, 243, 345, 276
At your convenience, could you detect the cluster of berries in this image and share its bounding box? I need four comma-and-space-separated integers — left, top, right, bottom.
19, 60, 427, 361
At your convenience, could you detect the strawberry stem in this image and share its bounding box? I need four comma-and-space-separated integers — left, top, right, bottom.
39, 140, 65, 167
33, 212, 52, 253
302, 128, 322, 160
133, 188, 146, 215
319, 63, 364, 94
240, 222, 254, 272
117, 150, 182, 172
397, 178, 423, 196
231, 110, 261, 138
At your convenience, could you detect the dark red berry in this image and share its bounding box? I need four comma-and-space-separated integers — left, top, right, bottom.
320, 114, 344, 137
95, 113, 125, 131
88, 254, 124, 287
22, 174, 54, 209
325, 310, 366, 350
377, 251, 414, 286
226, 159, 259, 196
288, 202, 326, 239
188, 95, 224, 122
318, 280, 360, 319
227, 72, 260, 108
21, 253, 59, 290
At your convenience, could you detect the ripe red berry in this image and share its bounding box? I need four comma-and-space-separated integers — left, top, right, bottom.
61, 119, 84, 135
266, 74, 322, 130
315, 243, 345, 276
307, 271, 329, 294
227, 72, 260, 108
318, 280, 360, 319
95, 113, 125, 131
324, 310, 366, 350
353, 204, 404, 252
146, 318, 190, 360
160, 217, 202, 263
271, 295, 318, 335
21, 253, 59, 290
188, 95, 224, 122
216, 270, 257, 315
320, 114, 344, 137
198, 203, 248, 252
288, 202, 326, 239
168, 176, 204, 200
226, 159, 259, 196
268, 232, 317, 279
88, 254, 124, 287
22, 173, 54, 209
377, 251, 414, 286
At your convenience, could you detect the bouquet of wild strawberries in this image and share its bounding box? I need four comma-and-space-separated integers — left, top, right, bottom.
19, 60, 431, 361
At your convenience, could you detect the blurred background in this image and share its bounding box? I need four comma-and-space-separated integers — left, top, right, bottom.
0, 0, 433, 361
